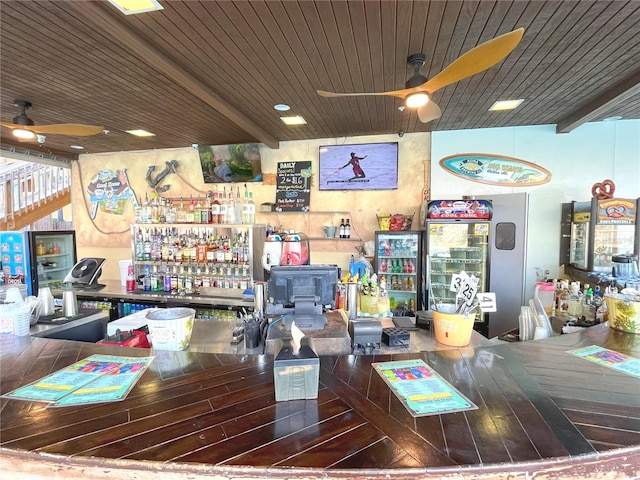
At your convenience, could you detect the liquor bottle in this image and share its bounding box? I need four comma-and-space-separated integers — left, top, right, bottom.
344, 218, 351, 238
176, 198, 187, 223
157, 196, 166, 224
235, 186, 243, 224
567, 282, 581, 317
339, 219, 346, 238
227, 191, 237, 224
219, 188, 228, 224
150, 194, 158, 223
211, 192, 221, 224
242, 186, 251, 224
143, 265, 151, 291
186, 195, 195, 223
135, 228, 144, 261
140, 193, 150, 223
164, 265, 172, 292
194, 197, 202, 224
150, 265, 159, 291
170, 266, 179, 293
247, 192, 256, 224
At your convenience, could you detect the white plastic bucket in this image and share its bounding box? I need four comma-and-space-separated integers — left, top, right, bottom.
119, 259, 132, 286
146, 307, 195, 351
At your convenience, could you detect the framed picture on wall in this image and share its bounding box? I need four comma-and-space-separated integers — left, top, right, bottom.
318, 142, 398, 190
199, 143, 263, 183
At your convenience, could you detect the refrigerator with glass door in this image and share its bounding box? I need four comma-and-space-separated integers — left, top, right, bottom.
374, 230, 423, 315
424, 200, 491, 333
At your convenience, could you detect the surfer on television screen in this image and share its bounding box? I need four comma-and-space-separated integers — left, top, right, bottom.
340, 152, 367, 180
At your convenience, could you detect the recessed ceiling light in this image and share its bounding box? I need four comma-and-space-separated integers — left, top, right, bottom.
602, 115, 623, 122
280, 116, 307, 125
70, 145, 84, 150
125, 129, 156, 137
274, 104, 291, 112
489, 99, 525, 111
107, 0, 163, 15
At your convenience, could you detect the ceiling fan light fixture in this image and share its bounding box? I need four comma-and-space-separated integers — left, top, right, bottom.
13, 128, 36, 140
489, 99, 524, 111
405, 93, 429, 108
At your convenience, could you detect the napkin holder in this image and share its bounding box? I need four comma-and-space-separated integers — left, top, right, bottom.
274, 342, 319, 401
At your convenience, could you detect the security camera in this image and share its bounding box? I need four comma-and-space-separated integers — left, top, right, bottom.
398, 131, 405, 137
36, 134, 46, 143
191, 143, 199, 149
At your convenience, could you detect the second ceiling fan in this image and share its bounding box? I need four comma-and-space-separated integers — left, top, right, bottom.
317, 28, 525, 123
1, 99, 104, 141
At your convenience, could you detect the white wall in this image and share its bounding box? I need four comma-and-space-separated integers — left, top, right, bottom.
430, 120, 640, 304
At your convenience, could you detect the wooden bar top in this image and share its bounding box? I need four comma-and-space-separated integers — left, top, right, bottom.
1, 323, 639, 479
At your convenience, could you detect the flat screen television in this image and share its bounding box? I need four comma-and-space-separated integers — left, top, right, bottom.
318, 142, 398, 190
198, 143, 263, 183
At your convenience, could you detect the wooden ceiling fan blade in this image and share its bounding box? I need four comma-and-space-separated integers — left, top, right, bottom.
422, 28, 524, 94
418, 101, 442, 123
30, 124, 104, 136
317, 88, 410, 100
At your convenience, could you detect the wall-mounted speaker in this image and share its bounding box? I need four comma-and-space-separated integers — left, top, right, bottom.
63, 257, 106, 289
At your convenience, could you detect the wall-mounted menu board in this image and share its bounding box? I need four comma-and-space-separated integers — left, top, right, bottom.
275, 161, 311, 211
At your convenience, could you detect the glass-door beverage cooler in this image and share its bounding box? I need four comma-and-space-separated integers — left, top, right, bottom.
589, 197, 639, 273
374, 230, 423, 314
424, 200, 491, 329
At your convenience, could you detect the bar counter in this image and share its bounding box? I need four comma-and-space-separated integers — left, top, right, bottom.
1, 323, 639, 479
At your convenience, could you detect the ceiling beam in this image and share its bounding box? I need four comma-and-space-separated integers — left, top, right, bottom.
556, 71, 640, 134
68, 2, 280, 149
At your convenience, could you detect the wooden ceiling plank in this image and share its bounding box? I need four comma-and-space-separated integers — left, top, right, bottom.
457, 0, 545, 129
313, 1, 371, 137
556, 71, 640, 133
0, 2, 241, 144
330, 1, 376, 133
258, 1, 346, 137
507, 1, 628, 122
359, 1, 387, 133
296, 1, 353, 138
66, 1, 280, 149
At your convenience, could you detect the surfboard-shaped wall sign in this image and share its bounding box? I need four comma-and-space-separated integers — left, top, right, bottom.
439, 153, 551, 186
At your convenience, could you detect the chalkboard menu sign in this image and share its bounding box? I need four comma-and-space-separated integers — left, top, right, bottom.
275, 161, 311, 211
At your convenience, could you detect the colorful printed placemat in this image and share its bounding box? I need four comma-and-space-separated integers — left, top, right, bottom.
2, 354, 154, 407
568, 346, 640, 379
372, 359, 477, 417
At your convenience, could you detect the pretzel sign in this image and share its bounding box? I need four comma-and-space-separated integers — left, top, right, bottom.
591, 179, 615, 199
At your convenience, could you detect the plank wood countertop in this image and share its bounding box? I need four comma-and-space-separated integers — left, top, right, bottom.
1, 323, 639, 480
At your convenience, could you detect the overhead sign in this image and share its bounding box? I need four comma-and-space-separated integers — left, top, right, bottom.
439, 153, 551, 186
427, 199, 492, 219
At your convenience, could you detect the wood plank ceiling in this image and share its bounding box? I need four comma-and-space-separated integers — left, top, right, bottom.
1, 0, 639, 159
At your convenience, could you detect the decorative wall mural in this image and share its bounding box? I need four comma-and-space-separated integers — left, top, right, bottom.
439, 153, 551, 186
86, 169, 137, 219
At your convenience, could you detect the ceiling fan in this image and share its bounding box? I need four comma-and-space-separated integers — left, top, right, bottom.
317, 28, 524, 123
0, 99, 104, 141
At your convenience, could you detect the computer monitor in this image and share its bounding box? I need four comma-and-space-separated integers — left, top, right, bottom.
267, 264, 339, 330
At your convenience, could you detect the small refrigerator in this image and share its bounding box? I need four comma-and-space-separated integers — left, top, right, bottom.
424, 200, 491, 332
374, 230, 423, 314
0, 230, 77, 297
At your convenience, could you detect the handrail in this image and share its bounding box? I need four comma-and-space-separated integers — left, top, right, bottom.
0, 162, 71, 230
